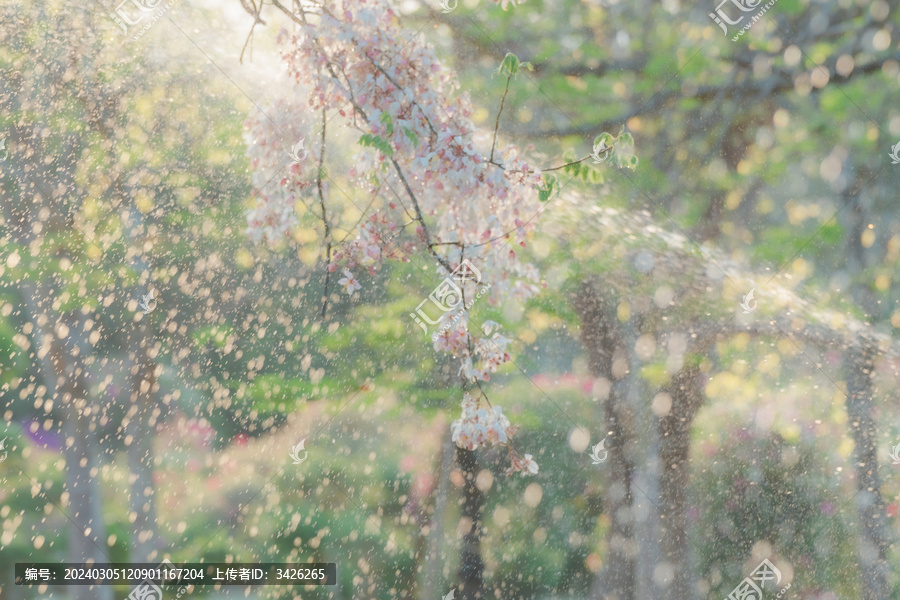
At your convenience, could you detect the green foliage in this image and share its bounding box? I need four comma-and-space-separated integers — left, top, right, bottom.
560, 152, 605, 184
359, 133, 393, 158
497, 52, 533, 78
692, 429, 858, 598
537, 173, 558, 202
3, 2, 900, 598
380, 111, 394, 135
753, 222, 843, 265
402, 126, 419, 148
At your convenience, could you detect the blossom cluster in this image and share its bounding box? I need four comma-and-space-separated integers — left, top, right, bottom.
450, 393, 538, 475
244, 98, 315, 245
450, 393, 512, 451
244, 0, 544, 302
331, 212, 413, 275
433, 318, 513, 382
243, 0, 543, 475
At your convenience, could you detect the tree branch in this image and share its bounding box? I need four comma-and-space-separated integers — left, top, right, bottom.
520, 50, 900, 138
488, 72, 511, 163
316, 107, 333, 319
389, 156, 453, 273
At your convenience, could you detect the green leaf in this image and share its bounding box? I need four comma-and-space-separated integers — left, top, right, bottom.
380, 112, 393, 135
402, 127, 419, 148
537, 174, 557, 202
593, 132, 615, 149
617, 154, 638, 170
359, 133, 393, 158
498, 52, 520, 77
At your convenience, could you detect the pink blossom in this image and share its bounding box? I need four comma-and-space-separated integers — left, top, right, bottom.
338, 269, 362, 296
506, 450, 539, 476
450, 394, 536, 475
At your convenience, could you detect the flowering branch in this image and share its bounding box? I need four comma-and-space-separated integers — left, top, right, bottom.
389, 157, 453, 273
241, 0, 628, 475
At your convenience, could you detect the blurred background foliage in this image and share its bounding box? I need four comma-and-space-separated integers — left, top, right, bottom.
1, 0, 900, 599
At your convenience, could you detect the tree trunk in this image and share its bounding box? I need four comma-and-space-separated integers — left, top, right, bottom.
424, 434, 456, 597
845, 347, 890, 600
63, 385, 113, 600
574, 281, 636, 600
121, 207, 160, 564
622, 319, 660, 600
456, 447, 484, 600
656, 365, 703, 600
124, 327, 160, 564
20, 282, 113, 600
1, 562, 19, 600
557, 484, 605, 596
844, 170, 879, 319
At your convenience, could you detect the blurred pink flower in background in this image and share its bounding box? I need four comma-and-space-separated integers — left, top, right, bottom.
183, 418, 215, 449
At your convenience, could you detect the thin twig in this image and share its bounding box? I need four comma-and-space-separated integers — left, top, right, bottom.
239, 22, 257, 64
489, 72, 512, 163
489, 154, 593, 174
239, 0, 264, 63
239, 0, 266, 23
389, 157, 452, 273
336, 183, 384, 245
383, 178, 418, 225
370, 60, 439, 138
316, 107, 332, 319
